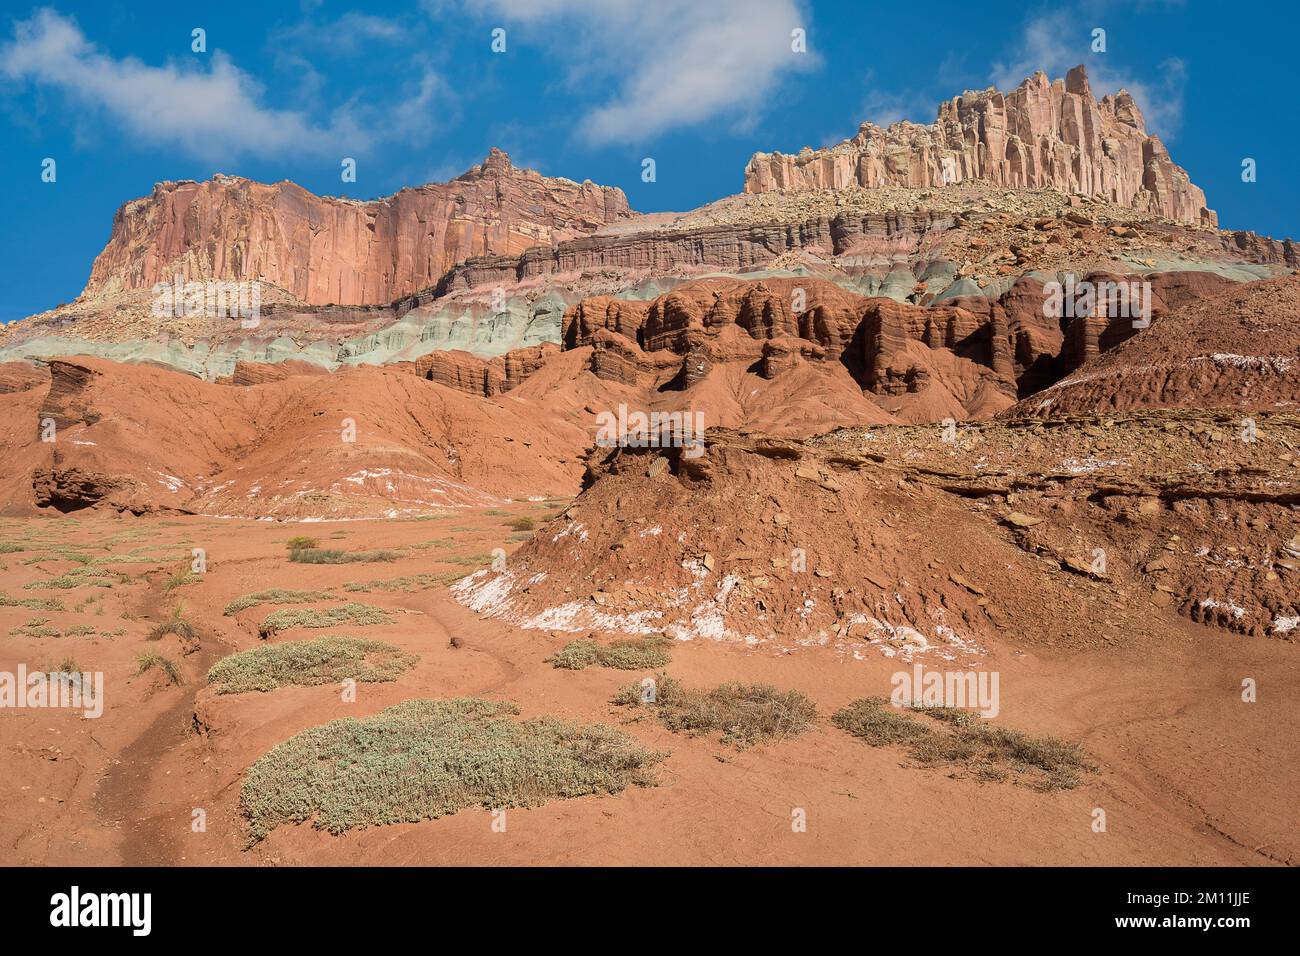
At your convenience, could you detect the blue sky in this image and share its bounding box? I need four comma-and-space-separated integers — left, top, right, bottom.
1, 0, 1295, 324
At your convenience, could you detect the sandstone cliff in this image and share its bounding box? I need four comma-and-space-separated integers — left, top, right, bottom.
83, 148, 632, 306
744, 66, 1215, 227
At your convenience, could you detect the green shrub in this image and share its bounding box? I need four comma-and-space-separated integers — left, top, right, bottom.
259, 602, 393, 634
831, 696, 933, 745
207, 636, 416, 694
148, 604, 197, 643
0, 592, 65, 611
223, 588, 334, 615
506, 516, 535, 532
286, 536, 320, 551
287, 548, 401, 565
832, 698, 1094, 791
136, 651, 183, 685
342, 572, 461, 593
547, 634, 672, 670
240, 698, 662, 842
614, 673, 817, 748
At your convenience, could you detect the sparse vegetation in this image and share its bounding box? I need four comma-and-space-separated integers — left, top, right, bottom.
223, 588, 334, 615
23, 566, 116, 589
9, 618, 61, 638
286, 535, 320, 551
136, 650, 183, 685
239, 698, 662, 843
288, 548, 401, 565
164, 566, 199, 591
506, 516, 535, 532
259, 601, 393, 634
443, 553, 494, 566
147, 604, 197, 644
833, 698, 1094, 791
831, 696, 934, 745
614, 673, 817, 748
207, 636, 416, 694
342, 572, 463, 593
548, 634, 672, 670
0, 592, 65, 611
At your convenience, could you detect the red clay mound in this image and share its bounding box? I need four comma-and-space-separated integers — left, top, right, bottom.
452, 428, 1146, 657
1011, 274, 1300, 417
1, 356, 589, 518
454, 415, 1299, 648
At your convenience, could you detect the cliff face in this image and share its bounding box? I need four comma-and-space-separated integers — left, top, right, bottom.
83, 148, 632, 306
744, 66, 1216, 227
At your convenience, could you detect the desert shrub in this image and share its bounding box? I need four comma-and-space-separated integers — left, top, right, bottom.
832, 696, 934, 745
548, 634, 672, 670
0, 543, 26, 554
164, 566, 198, 591
342, 572, 462, 593
207, 636, 416, 695
506, 516, 535, 532
546, 638, 600, 670
259, 602, 393, 634
288, 548, 400, 565
286, 536, 320, 551
444, 553, 494, 566
223, 588, 334, 615
136, 651, 182, 685
147, 604, 197, 643
9, 618, 61, 638
615, 673, 817, 748
23, 566, 115, 590
908, 721, 1093, 791
833, 698, 1094, 791
239, 698, 662, 842
0, 592, 65, 611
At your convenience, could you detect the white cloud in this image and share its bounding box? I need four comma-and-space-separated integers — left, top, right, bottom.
0, 8, 448, 162
989, 11, 1186, 139
463, 0, 817, 145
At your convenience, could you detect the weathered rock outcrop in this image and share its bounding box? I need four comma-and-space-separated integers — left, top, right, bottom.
84, 149, 632, 306
1013, 274, 1300, 416
745, 66, 1216, 227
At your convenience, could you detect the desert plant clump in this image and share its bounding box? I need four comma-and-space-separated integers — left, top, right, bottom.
287, 548, 401, 565
832, 696, 934, 745
148, 604, 197, 644
614, 673, 817, 748
285, 536, 320, 552
223, 588, 334, 615
832, 698, 1095, 791
342, 571, 462, 593
207, 636, 417, 695
0, 592, 65, 611
547, 634, 673, 670
506, 516, 535, 532
9, 618, 62, 638
239, 698, 663, 843
259, 601, 393, 635
164, 565, 199, 592
136, 650, 183, 685
23, 566, 115, 590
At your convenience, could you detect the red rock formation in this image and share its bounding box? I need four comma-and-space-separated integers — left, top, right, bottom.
84, 149, 632, 306
1011, 274, 1300, 416
745, 66, 1216, 227
217, 360, 329, 386
409, 343, 558, 397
